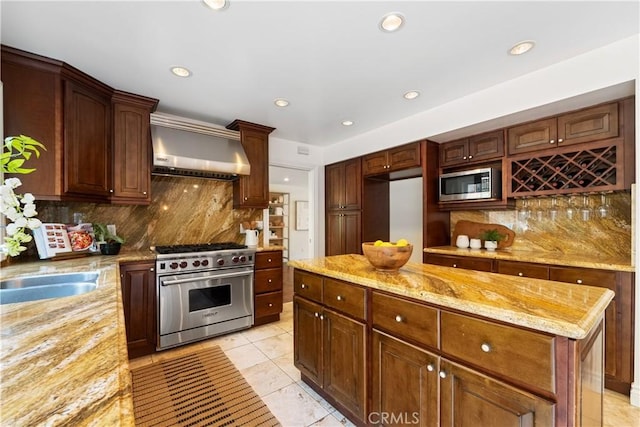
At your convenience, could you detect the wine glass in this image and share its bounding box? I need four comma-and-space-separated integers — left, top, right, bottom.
597, 193, 611, 218
532, 198, 545, 221
517, 198, 531, 222
579, 194, 592, 221
548, 196, 560, 221
565, 195, 576, 220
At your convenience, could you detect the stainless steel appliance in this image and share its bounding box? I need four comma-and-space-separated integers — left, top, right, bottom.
439, 167, 501, 202
155, 242, 255, 350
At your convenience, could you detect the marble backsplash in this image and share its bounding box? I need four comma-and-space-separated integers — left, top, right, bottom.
31, 176, 264, 253
450, 192, 632, 260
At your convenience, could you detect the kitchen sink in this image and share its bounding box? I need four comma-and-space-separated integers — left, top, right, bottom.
0, 271, 100, 305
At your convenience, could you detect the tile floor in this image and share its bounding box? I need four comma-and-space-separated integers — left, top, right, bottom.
129, 302, 640, 427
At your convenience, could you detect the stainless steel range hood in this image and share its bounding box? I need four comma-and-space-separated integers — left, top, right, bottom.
150, 112, 249, 181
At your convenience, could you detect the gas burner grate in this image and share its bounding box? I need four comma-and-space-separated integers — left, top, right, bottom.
155, 242, 247, 254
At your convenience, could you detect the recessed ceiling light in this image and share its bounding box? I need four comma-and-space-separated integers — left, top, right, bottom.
274, 98, 290, 107
509, 40, 535, 56
342, 120, 354, 126
202, 0, 229, 11
380, 12, 405, 32
403, 90, 420, 100
170, 66, 192, 77
283, 177, 290, 182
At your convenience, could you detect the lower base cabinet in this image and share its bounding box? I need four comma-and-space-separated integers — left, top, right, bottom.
119, 261, 156, 359
254, 250, 283, 326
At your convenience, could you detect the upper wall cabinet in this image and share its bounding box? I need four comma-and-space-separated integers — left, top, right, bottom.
439, 129, 504, 168
362, 142, 421, 176
226, 119, 275, 209
507, 102, 619, 156
1, 45, 158, 204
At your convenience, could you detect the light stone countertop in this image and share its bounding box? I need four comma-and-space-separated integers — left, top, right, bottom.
424, 246, 634, 272
0, 250, 155, 426
289, 254, 614, 339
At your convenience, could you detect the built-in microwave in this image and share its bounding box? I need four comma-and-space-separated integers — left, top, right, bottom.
439, 167, 501, 202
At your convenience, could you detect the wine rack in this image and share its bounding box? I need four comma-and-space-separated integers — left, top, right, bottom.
508, 142, 620, 197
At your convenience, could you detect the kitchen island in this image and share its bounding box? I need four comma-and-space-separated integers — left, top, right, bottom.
289, 254, 614, 426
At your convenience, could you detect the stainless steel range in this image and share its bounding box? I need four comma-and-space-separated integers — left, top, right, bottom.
155, 242, 255, 350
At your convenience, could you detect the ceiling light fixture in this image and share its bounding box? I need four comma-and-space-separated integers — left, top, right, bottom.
509, 40, 535, 56
403, 90, 420, 100
202, 0, 229, 11
342, 120, 354, 126
283, 177, 290, 182
380, 12, 405, 32
274, 98, 290, 107
170, 66, 192, 77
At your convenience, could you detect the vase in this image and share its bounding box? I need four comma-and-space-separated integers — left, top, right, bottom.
100, 242, 121, 255
484, 240, 498, 251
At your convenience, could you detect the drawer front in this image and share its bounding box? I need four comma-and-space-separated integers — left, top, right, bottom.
255, 268, 283, 294
441, 311, 555, 394
372, 291, 438, 350
294, 270, 323, 303
549, 266, 616, 289
255, 291, 283, 318
425, 254, 493, 272
323, 278, 366, 321
496, 260, 549, 279
255, 251, 283, 269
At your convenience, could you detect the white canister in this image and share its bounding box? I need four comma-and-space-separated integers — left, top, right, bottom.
455, 235, 470, 248
469, 238, 482, 249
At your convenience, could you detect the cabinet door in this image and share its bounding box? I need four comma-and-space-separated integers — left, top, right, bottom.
507, 118, 557, 155
111, 101, 152, 204
439, 359, 554, 427
254, 268, 283, 294
439, 139, 469, 167
371, 331, 438, 427
120, 261, 156, 358
388, 143, 421, 171
468, 130, 504, 162
343, 210, 362, 255
64, 79, 111, 199
424, 253, 493, 272
293, 296, 323, 386
326, 162, 346, 210
362, 151, 389, 175
342, 158, 362, 210
557, 102, 619, 147
323, 308, 367, 422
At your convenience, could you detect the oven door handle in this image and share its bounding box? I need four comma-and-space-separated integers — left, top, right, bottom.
160, 270, 252, 286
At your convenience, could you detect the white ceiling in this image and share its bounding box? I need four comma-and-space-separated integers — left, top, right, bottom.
1, 1, 638, 147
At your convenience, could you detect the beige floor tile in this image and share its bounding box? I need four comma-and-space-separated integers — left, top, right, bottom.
199, 331, 251, 351
310, 412, 356, 426
282, 301, 293, 313
151, 341, 203, 362
330, 409, 356, 427
297, 380, 337, 412
240, 359, 294, 397
262, 383, 331, 427
271, 352, 301, 382
223, 342, 269, 370
254, 332, 294, 359
241, 323, 288, 342
604, 390, 640, 427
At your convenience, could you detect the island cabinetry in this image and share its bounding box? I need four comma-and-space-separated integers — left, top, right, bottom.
439, 129, 504, 167
293, 271, 367, 422
226, 119, 275, 209
362, 142, 421, 176
423, 253, 493, 272
253, 250, 283, 326
119, 261, 156, 358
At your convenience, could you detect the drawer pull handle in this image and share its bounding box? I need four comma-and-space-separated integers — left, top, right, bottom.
576, 279, 583, 284
550, 139, 555, 144
452, 264, 457, 268
395, 315, 403, 323
320, 314, 324, 320
518, 272, 523, 277
268, 303, 273, 307
336, 295, 343, 301
439, 371, 447, 379
268, 279, 272, 283
426, 364, 434, 372
314, 312, 319, 317
481, 343, 492, 353
268, 258, 272, 262
301, 284, 306, 289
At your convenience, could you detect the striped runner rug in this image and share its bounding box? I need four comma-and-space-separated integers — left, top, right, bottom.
130, 346, 280, 426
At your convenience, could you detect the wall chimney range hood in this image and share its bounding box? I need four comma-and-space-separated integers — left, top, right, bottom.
150, 112, 249, 181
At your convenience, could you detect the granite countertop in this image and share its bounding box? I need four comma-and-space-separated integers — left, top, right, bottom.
0, 250, 154, 426
289, 254, 614, 339
424, 246, 634, 272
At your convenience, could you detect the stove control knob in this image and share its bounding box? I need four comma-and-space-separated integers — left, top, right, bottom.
202, 259, 209, 266
179, 261, 188, 268
232, 256, 240, 263
170, 262, 179, 269
217, 259, 224, 266
239, 255, 246, 262
193, 260, 201, 267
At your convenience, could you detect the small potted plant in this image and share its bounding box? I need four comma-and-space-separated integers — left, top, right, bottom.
92, 223, 125, 255
479, 229, 505, 251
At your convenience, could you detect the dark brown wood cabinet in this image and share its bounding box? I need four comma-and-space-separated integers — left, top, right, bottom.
326, 158, 363, 256
326, 210, 362, 256
439, 130, 504, 167
226, 120, 275, 209
111, 91, 158, 204
253, 250, 283, 326
362, 142, 421, 176
119, 261, 156, 359
423, 253, 493, 272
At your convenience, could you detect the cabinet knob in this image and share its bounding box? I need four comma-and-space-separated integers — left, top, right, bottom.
550, 139, 555, 144
395, 315, 403, 323
268, 279, 272, 283
558, 138, 564, 143
468, 155, 473, 159
463, 156, 467, 160
518, 272, 523, 277
439, 371, 447, 379
481, 343, 492, 353
314, 312, 319, 317
109, 189, 114, 193
244, 197, 248, 200
301, 283, 306, 289
576, 279, 583, 284
336, 295, 343, 301
320, 314, 324, 320
452, 264, 457, 268
427, 364, 435, 372
150, 267, 154, 272
267, 258, 272, 262
143, 191, 147, 195
268, 303, 273, 307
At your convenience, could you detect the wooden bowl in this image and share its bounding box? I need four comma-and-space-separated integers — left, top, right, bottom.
361, 242, 413, 271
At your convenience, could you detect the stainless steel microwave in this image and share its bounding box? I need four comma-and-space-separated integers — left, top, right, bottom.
439, 167, 501, 202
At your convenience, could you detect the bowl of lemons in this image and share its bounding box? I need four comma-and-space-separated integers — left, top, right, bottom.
361, 239, 413, 271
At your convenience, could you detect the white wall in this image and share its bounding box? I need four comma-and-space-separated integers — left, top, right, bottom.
390, 178, 423, 264
269, 182, 310, 261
